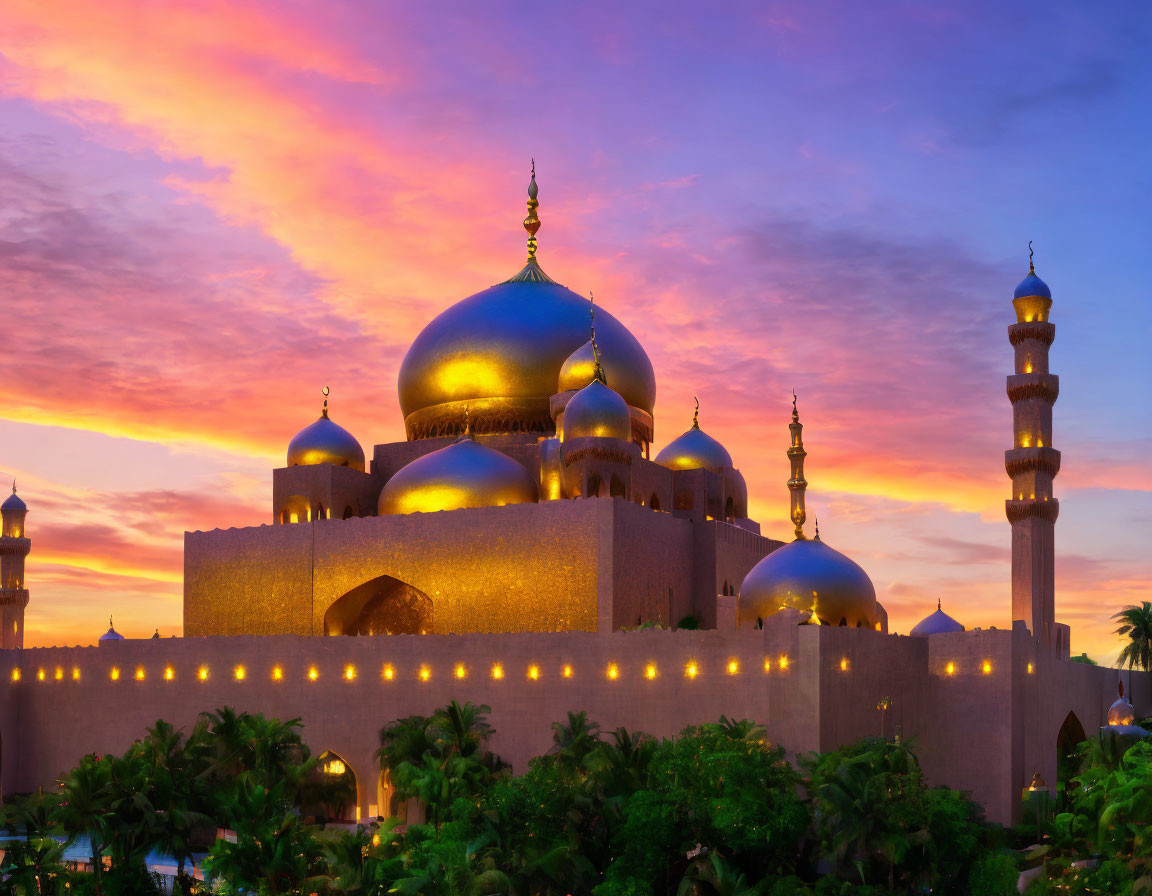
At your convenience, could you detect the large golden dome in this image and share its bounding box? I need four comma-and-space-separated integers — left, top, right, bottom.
397, 168, 655, 440
562, 378, 632, 442
378, 435, 538, 515
654, 406, 733, 473
738, 534, 877, 628
287, 398, 365, 471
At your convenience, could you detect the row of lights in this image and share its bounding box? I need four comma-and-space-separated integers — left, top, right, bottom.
9, 656, 1013, 683
10, 656, 797, 684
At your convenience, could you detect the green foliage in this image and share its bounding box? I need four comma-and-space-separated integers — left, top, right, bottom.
676, 615, 702, 630
1113, 601, 1152, 670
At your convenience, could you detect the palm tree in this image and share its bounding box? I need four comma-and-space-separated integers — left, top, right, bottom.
549, 710, 601, 770
1113, 602, 1152, 670
710, 716, 768, 743
431, 700, 494, 759
56, 754, 113, 890
678, 852, 765, 896
0, 792, 66, 896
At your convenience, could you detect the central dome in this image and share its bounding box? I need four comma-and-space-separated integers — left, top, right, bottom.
399, 271, 654, 439
398, 168, 654, 441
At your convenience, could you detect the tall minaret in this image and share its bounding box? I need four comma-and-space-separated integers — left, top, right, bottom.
0, 484, 30, 649
788, 391, 808, 540
1005, 245, 1060, 640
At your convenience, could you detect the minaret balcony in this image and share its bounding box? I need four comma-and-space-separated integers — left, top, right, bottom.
1004, 446, 1061, 479
1006, 373, 1059, 405
1005, 498, 1060, 524
1008, 321, 1055, 347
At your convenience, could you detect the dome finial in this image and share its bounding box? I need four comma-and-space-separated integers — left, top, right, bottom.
10, 480, 15, 495
814, 517, 820, 540
523, 158, 541, 263
321, 385, 330, 419
692, 396, 700, 430
1028, 240, 1035, 275
792, 389, 798, 423
788, 392, 808, 540
588, 293, 606, 384
462, 404, 475, 440
937, 597, 942, 610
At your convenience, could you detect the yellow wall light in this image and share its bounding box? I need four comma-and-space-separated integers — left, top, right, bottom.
164, 666, 175, 681
645, 663, 657, 680
382, 664, 395, 681
197, 666, 209, 681
234, 665, 246, 681
562, 664, 573, 679
527, 664, 540, 681
272, 665, 283, 681
491, 663, 504, 680
418, 665, 431, 682
110, 667, 121, 682
454, 664, 466, 680
606, 663, 619, 680
685, 661, 699, 679
307, 666, 319, 681
982, 660, 992, 675
344, 664, 357, 681
726, 659, 739, 675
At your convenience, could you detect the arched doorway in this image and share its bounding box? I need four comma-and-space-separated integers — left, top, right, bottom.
1056, 711, 1086, 806
610, 475, 626, 498
324, 576, 433, 636
303, 750, 358, 823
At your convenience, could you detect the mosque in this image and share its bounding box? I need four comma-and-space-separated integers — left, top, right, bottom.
0, 169, 1145, 827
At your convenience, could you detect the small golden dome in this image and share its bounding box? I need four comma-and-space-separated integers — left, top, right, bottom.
562, 378, 632, 442
287, 397, 365, 471
1108, 682, 1136, 727
558, 339, 598, 393
738, 534, 877, 628
378, 435, 538, 515
654, 403, 732, 473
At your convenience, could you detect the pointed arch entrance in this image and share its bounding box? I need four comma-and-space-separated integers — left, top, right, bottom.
303, 750, 358, 823
1056, 711, 1086, 805
324, 575, 433, 636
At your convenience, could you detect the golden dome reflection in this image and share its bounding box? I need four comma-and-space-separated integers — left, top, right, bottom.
378, 434, 539, 515
558, 339, 599, 394
562, 379, 632, 442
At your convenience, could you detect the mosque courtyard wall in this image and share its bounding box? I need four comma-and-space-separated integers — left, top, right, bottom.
2, 625, 1143, 826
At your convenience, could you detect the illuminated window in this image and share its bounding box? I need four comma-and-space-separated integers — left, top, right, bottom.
418, 665, 431, 682
110, 667, 121, 681
945, 661, 956, 676
527, 664, 540, 681
272, 665, 283, 681
685, 661, 699, 679
491, 663, 504, 680
763, 658, 771, 673
10, 668, 19, 682
164, 666, 175, 681
727, 659, 739, 675
197, 666, 209, 681
35, 668, 44, 681
607, 663, 619, 680
454, 664, 466, 680
382, 664, 395, 681
1027, 662, 1034, 674
779, 656, 790, 670
54, 667, 63, 681
71, 667, 80, 681
645, 663, 657, 680
874, 622, 882, 631
234, 665, 246, 681
345, 664, 357, 681
982, 660, 992, 675
323, 758, 347, 776
562, 664, 573, 679
308, 666, 319, 681
839, 657, 849, 672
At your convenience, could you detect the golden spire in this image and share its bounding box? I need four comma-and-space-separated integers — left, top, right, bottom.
462, 404, 475, 440
788, 391, 808, 540
1028, 240, 1035, 275
321, 385, 330, 419
524, 158, 540, 263
692, 396, 700, 430
589, 293, 606, 384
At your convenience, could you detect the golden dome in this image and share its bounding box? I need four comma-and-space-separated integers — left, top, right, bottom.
378, 435, 538, 515
1108, 682, 1136, 727
654, 404, 733, 473
738, 534, 877, 628
397, 169, 654, 440
287, 397, 365, 471
562, 378, 632, 442
558, 338, 598, 394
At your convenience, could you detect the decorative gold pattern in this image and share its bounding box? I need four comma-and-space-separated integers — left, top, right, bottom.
1005, 499, 1060, 524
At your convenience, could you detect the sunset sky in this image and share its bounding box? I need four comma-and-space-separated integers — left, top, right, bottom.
0, 1, 1148, 660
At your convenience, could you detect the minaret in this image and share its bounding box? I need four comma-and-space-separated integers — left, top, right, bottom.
1005, 245, 1060, 640
788, 391, 808, 540
0, 484, 30, 649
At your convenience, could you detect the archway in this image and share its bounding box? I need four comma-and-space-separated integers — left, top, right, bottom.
281, 494, 311, 524
342, 505, 355, 519
650, 493, 661, 511
610, 475, 626, 498
303, 751, 358, 823
324, 576, 433, 636
585, 474, 602, 498
725, 496, 734, 523
1056, 711, 1087, 806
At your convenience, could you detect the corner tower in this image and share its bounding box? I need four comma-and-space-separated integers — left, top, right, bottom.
0, 484, 30, 649
1005, 246, 1059, 640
